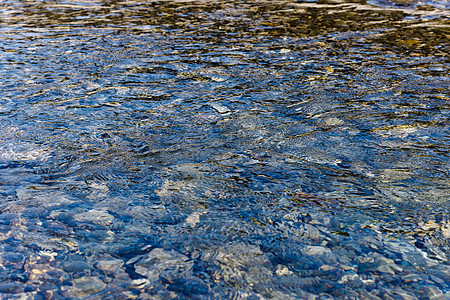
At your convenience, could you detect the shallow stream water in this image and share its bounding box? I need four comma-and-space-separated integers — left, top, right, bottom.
0, 0, 449, 298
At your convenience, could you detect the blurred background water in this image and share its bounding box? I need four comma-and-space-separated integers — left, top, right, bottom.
0, 0, 449, 298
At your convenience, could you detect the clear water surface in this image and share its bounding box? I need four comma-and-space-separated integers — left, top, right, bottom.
0, 0, 449, 298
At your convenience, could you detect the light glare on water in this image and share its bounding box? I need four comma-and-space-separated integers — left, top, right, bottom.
0, 0, 449, 298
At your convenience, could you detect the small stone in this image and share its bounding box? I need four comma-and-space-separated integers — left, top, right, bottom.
302, 245, 332, 257
0, 282, 25, 293
338, 273, 360, 284
37, 237, 79, 251
164, 276, 208, 295
375, 264, 395, 275
389, 264, 403, 273
95, 259, 124, 273
45, 221, 71, 236
121, 290, 140, 299
0, 213, 18, 225
185, 211, 206, 226
376, 256, 395, 265
129, 248, 191, 279
131, 278, 150, 288
323, 117, 344, 127
276, 265, 293, 276
301, 245, 336, 263
359, 253, 403, 275
442, 225, 450, 239
401, 274, 423, 283
74, 209, 114, 226
428, 265, 450, 284
65, 277, 106, 298
111, 272, 130, 282
415, 285, 443, 299
62, 261, 90, 273
38, 283, 58, 292
340, 264, 357, 271
382, 287, 417, 300
359, 291, 383, 299
1, 252, 25, 266
429, 274, 444, 285
30, 266, 49, 276
319, 264, 336, 272
209, 103, 231, 114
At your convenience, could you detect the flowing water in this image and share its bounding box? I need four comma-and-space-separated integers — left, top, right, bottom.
0, 0, 449, 298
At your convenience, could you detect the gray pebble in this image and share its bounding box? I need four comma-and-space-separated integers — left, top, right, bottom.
0, 282, 25, 294
301, 245, 337, 264
74, 209, 114, 226
429, 274, 445, 286
415, 285, 444, 299
401, 273, 426, 283
381, 287, 418, 300
95, 259, 124, 273
1, 252, 24, 266
63, 261, 90, 273
45, 221, 72, 236
64, 276, 106, 298
130, 248, 191, 279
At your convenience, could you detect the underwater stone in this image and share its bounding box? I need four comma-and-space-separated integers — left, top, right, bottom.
414, 285, 444, 299
130, 278, 150, 289
74, 209, 114, 226
62, 261, 90, 273
401, 273, 426, 283
301, 246, 337, 264
65, 276, 106, 298
208, 102, 231, 114
95, 259, 124, 273
0, 213, 18, 226
129, 248, 191, 279
21, 208, 47, 219
38, 283, 58, 292
359, 252, 404, 275
202, 243, 269, 268
165, 277, 209, 296
381, 287, 418, 300
1, 252, 25, 266
358, 291, 383, 299
0, 282, 25, 293
44, 221, 72, 237
276, 265, 293, 276
429, 274, 445, 286
338, 272, 363, 288
428, 265, 450, 283
322, 117, 344, 127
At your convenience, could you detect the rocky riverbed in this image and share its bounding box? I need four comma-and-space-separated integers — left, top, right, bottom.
0, 0, 449, 298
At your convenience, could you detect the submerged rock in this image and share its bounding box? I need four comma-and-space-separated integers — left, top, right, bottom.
64, 276, 106, 298
0, 282, 26, 294
358, 253, 402, 275
164, 276, 209, 296
62, 261, 90, 273
301, 246, 338, 267
74, 209, 115, 226
414, 285, 444, 299
1, 0, 450, 298
0, 252, 25, 267
127, 248, 191, 280
95, 259, 124, 273
381, 287, 418, 300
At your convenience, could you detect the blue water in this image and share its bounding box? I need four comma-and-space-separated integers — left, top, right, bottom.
0, 0, 449, 298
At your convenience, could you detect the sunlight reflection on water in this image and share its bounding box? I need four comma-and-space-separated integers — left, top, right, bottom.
0, 0, 449, 298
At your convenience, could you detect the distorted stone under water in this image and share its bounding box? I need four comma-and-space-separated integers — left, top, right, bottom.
0, 0, 449, 299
